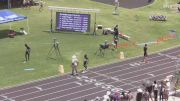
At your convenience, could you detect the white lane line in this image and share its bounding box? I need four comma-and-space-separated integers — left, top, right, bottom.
23, 85, 98, 101
20, 83, 92, 100
11, 59, 174, 99
102, 58, 170, 75
126, 71, 177, 91
147, 74, 155, 77
67, 89, 106, 101
88, 70, 137, 88
112, 60, 175, 78
34, 87, 43, 91
93, 60, 174, 83
99, 63, 177, 88
0, 44, 179, 97
20, 65, 178, 101
2, 49, 180, 96
86, 57, 169, 81
114, 65, 178, 88
10, 58, 170, 99
67, 90, 106, 101
67, 70, 178, 101
12, 58, 172, 98
86, 49, 180, 73
11, 82, 77, 98
2, 77, 75, 95
0, 95, 15, 101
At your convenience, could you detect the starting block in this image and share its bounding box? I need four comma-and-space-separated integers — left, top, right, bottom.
119, 51, 125, 60
58, 65, 64, 74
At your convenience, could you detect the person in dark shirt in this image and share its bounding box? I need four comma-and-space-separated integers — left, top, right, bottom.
83, 54, 89, 71
114, 25, 119, 39
153, 80, 158, 101
143, 44, 148, 63
25, 44, 31, 62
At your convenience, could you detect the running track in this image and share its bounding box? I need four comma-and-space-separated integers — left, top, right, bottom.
0, 47, 180, 101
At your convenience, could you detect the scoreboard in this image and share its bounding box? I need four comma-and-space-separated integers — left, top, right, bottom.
56, 12, 91, 32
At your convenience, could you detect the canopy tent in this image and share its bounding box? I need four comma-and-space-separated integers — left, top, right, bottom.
0, 9, 29, 34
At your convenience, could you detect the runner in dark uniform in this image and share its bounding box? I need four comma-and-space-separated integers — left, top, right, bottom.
83, 54, 89, 71
143, 44, 148, 63
25, 44, 31, 62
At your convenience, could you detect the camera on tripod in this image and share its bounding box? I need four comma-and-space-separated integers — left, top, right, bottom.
53, 38, 60, 48
47, 38, 62, 60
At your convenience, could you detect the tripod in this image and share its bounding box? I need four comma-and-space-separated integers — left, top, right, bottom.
47, 39, 62, 60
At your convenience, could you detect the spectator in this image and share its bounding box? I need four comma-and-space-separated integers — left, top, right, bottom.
145, 85, 153, 101
159, 81, 165, 101
164, 81, 169, 101
127, 91, 133, 101
153, 80, 158, 101
136, 89, 143, 101
143, 89, 150, 101
103, 91, 111, 101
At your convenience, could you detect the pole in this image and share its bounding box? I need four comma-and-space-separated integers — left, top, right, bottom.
50, 10, 53, 33
8, 0, 11, 9
93, 12, 96, 36
27, 19, 30, 34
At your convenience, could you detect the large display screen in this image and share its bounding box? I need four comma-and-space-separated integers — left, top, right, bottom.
56, 12, 91, 32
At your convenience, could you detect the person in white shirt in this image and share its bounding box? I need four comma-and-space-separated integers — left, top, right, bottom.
114, 0, 119, 14
153, 81, 158, 101
71, 55, 79, 76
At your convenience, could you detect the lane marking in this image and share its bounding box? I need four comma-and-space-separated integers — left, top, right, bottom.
34, 87, 43, 91
19, 65, 179, 101
1, 51, 180, 98
67, 71, 177, 101
11, 59, 175, 99
1, 46, 180, 95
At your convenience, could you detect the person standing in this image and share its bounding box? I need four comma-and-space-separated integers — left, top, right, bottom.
114, 0, 119, 14
136, 89, 143, 101
25, 44, 31, 62
113, 38, 118, 49
153, 80, 158, 101
83, 54, 89, 71
143, 44, 148, 63
159, 81, 165, 101
114, 25, 119, 39
71, 55, 79, 76
39, 0, 44, 12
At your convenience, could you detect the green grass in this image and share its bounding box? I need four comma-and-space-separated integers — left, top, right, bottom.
0, 0, 180, 88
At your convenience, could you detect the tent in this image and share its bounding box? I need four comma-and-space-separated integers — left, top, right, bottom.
0, 9, 29, 34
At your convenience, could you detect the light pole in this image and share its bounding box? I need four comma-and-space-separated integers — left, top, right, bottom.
8, 0, 11, 9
